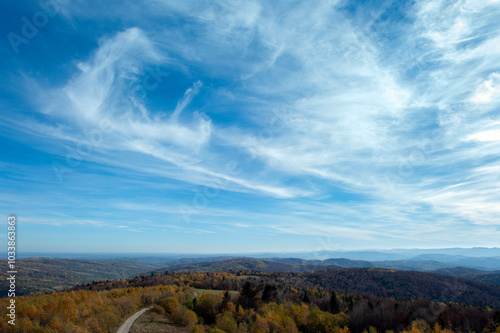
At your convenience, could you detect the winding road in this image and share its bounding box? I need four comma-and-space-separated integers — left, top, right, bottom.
116, 307, 151, 333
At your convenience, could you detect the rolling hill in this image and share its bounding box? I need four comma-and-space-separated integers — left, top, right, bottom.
5, 254, 500, 298
302, 267, 500, 307
0, 257, 164, 295
431, 266, 500, 286
151, 258, 306, 273
70, 258, 500, 308
139, 258, 500, 307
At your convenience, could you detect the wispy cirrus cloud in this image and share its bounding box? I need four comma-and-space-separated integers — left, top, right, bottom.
1, 0, 500, 252
18, 26, 299, 198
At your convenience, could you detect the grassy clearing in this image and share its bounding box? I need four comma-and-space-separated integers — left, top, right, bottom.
130, 312, 192, 333
194, 289, 239, 296
236, 275, 260, 279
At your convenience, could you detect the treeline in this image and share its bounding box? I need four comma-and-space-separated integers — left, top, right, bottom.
151, 282, 500, 333
0, 284, 175, 332
71, 268, 500, 308
151, 285, 350, 333
1, 271, 500, 332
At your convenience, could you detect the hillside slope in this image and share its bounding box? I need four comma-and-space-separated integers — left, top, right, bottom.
0, 258, 161, 295
153, 258, 302, 273
302, 268, 500, 307
148, 259, 500, 307
431, 267, 500, 286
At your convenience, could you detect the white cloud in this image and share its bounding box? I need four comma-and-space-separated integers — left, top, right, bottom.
59, 28, 212, 150
471, 73, 500, 103
468, 129, 500, 141
21, 25, 309, 199
8, 0, 500, 248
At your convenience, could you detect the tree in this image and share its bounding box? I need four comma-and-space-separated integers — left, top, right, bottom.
330, 290, 340, 314
302, 289, 310, 303
195, 293, 219, 324
216, 313, 238, 333
252, 316, 271, 333
221, 290, 231, 310
237, 322, 250, 333
494, 310, 500, 326
179, 308, 198, 328
262, 284, 278, 303
158, 296, 180, 315
238, 282, 258, 309
192, 325, 205, 333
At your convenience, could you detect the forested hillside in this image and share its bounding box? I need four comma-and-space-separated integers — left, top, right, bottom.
146, 260, 500, 308
4, 257, 500, 300
431, 267, 500, 286
151, 258, 308, 273
0, 258, 160, 295
2, 271, 500, 333
303, 268, 500, 307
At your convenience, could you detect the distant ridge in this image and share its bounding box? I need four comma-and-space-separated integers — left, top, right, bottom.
303, 267, 500, 308
6, 249, 500, 296
151, 257, 500, 286
14, 247, 500, 261
145, 259, 500, 308
150, 258, 318, 273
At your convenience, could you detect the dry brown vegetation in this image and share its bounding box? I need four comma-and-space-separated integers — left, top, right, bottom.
1, 271, 499, 332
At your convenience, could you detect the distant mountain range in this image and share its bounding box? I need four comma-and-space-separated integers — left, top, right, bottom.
15, 247, 500, 262
150, 256, 500, 286
153, 254, 500, 272
5, 248, 500, 297
248, 247, 500, 262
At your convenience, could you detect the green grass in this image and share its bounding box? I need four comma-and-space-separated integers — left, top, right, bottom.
194, 289, 239, 296
236, 275, 260, 279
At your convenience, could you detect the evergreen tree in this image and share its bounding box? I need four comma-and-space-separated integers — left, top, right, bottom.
493, 309, 500, 326
262, 284, 277, 302
302, 288, 310, 303
220, 290, 230, 310
238, 281, 257, 309
330, 290, 340, 314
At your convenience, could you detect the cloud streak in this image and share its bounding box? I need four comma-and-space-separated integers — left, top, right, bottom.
1, 0, 500, 252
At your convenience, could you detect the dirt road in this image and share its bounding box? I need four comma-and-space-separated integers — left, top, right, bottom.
116, 307, 151, 333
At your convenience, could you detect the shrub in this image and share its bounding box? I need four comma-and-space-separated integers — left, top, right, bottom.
216, 313, 238, 333
192, 325, 206, 333
158, 296, 180, 315
151, 304, 166, 315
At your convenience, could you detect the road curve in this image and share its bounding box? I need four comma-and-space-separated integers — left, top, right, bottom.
116, 307, 151, 333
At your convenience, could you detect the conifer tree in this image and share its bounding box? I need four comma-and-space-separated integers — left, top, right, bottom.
238, 281, 257, 309
330, 290, 340, 314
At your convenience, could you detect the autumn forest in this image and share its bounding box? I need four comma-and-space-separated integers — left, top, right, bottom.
1, 269, 500, 333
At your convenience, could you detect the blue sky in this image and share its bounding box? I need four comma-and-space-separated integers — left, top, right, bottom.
1, 0, 500, 254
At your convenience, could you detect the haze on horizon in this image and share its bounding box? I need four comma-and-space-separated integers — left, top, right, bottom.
1, 0, 500, 253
